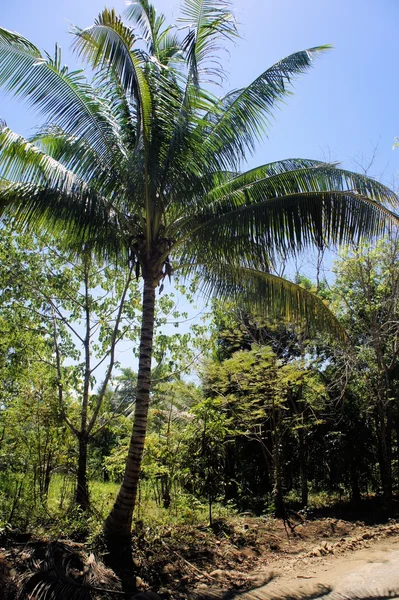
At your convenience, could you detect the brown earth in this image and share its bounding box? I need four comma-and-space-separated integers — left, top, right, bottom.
1, 516, 399, 598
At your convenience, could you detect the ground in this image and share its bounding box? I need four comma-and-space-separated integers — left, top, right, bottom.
1, 509, 399, 598
262, 536, 399, 600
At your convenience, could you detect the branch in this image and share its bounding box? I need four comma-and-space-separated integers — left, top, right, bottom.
52, 309, 78, 437
87, 262, 135, 434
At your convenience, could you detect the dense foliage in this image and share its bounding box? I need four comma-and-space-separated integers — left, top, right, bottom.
1, 235, 399, 534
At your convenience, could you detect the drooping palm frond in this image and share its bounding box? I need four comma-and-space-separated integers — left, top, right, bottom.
205, 160, 398, 207
178, 262, 348, 341
30, 126, 124, 195
0, 126, 82, 191
0, 180, 123, 259
0, 29, 122, 167
171, 161, 398, 270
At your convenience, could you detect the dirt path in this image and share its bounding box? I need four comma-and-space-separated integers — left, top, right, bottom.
252, 535, 399, 600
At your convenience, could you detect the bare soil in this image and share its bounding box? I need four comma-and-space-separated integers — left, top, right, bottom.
1, 514, 399, 598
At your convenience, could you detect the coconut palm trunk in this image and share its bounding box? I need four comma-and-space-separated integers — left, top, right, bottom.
104, 279, 156, 541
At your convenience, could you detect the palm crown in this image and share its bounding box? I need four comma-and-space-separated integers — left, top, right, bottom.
0, 0, 397, 539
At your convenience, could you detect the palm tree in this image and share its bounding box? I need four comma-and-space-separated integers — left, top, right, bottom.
0, 0, 397, 542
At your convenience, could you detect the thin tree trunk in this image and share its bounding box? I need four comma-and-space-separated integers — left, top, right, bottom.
272, 407, 285, 519
224, 438, 238, 502
273, 442, 285, 518
104, 280, 156, 543
396, 417, 399, 492
298, 426, 308, 507
75, 265, 91, 511
349, 459, 361, 506
76, 434, 90, 511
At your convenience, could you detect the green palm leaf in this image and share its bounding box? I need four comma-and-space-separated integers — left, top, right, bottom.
179, 262, 348, 341
201, 47, 331, 169
178, 0, 238, 85
0, 29, 122, 166
0, 126, 82, 191
0, 180, 122, 258
124, 0, 179, 65
30, 126, 123, 195
172, 161, 398, 261
72, 9, 152, 141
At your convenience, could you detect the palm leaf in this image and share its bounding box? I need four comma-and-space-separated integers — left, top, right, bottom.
0, 29, 122, 167
171, 161, 399, 262
200, 47, 331, 169
0, 126, 83, 191
19, 571, 92, 600
178, 262, 348, 341
72, 9, 152, 141
30, 125, 124, 196
178, 0, 238, 85
206, 160, 398, 206
124, 0, 177, 64
0, 180, 123, 259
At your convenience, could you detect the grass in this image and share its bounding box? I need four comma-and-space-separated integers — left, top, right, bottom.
3, 471, 385, 542
6, 475, 235, 539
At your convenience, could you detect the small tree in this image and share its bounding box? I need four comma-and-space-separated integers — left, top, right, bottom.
331, 236, 399, 508
0, 225, 142, 510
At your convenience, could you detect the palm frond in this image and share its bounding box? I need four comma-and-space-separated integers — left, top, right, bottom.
72, 9, 152, 140
0, 180, 123, 259
200, 47, 331, 169
178, 0, 238, 86
177, 262, 348, 341
19, 571, 92, 600
171, 161, 399, 262
206, 160, 398, 207
16, 540, 123, 600
124, 1, 181, 66
0, 28, 122, 166
125, 0, 159, 48
0, 126, 82, 191
30, 125, 124, 195
124, 0, 172, 61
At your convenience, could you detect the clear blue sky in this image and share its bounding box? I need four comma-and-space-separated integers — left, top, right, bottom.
1, 0, 398, 183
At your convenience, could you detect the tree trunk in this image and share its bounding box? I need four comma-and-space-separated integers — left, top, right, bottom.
349, 459, 361, 507
75, 263, 91, 512
273, 442, 285, 519
104, 280, 156, 543
298, 427, 308, 507
375, 403, 392, 510
396, 417, 399, 491
224, 438, 238, 502
272, 408, 285, 519
75, 434, 89, 511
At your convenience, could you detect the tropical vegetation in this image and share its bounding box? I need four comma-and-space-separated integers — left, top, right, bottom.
0, 0, 398, 548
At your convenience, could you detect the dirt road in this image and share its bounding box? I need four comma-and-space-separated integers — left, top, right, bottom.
258, 536, 399, 600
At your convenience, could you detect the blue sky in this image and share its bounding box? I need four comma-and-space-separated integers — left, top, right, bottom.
1, 0, 398, 184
